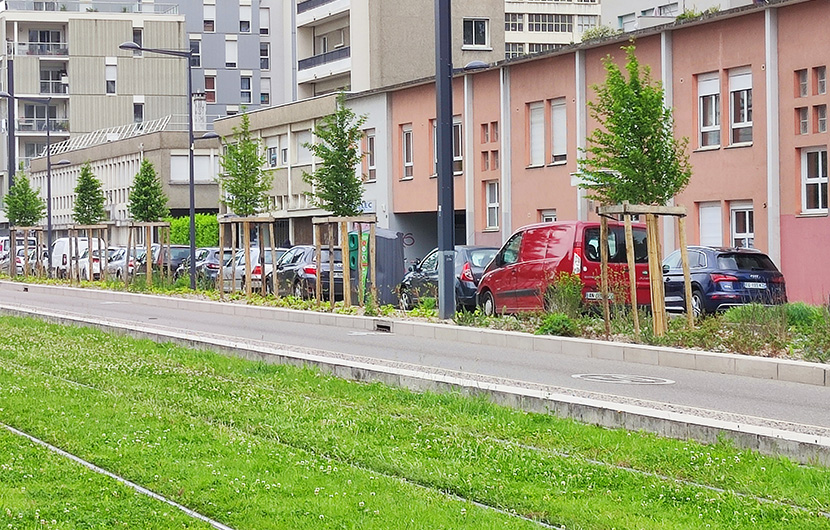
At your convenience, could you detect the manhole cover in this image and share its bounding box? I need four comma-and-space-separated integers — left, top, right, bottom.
572, 374, 675, 385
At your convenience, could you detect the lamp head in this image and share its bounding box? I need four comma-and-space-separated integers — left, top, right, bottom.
463, 60, 488, 71
201, 132, 220, 140
119, 41, 141, 51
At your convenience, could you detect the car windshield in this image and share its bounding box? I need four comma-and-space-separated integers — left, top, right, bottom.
168, 248, 191, 260
717, 253, 778, 272
468, 249, 497, 268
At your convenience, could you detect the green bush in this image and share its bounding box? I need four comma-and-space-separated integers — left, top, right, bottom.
543, 272, 584, 318
722, 304, 789, 355
784, 302, 823, 329
535, 312, 579, 337
167, 214, 219, 247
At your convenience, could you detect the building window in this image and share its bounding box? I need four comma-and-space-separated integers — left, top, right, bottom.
482, 151, 490, 171
528, 43, 560, 54
491, 150, 499, 170
132, 28, 142, 56
729, 68, 752, 144
528, 14, 554, 32
260, 78, 270, 105
260, 43, 270, 70
279, 134, 288, 166
540, 209, 557, 223
816, 66, 827, 95
797, 107, 809, 135
240, 5, 251, 33
698, 72, 720, 147
205, 75, 216, 103
260, 7, 270, 35
133, 103, 144, 123
803, 148, 828, 213
492, 121, 499, 142
241, 76, 252, 104
619, 13, 636, 31
481, 123, 489, 143
505, 43, 524, 59
816, 105, 827, 133
796, 69, 808, 98
577, 15, 598, 34
267, 145, 278, 167
658, 3, 679, 16
225, 38, 238, 68
190, 39, 201, 67
463, 19, 489, 47
505, 13, 523, 32
730, 203, 754, 249
453, 120, 462, 174
203, 4, 215, 32
550, 97, 566, 163
486, 181, 499, 229
529, 101, 544, 166
402, 125, 413, 178
365, 129, 376, 181
105, 64, 116, 94
295, 130, 312, 164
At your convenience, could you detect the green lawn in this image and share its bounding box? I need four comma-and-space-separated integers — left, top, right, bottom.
0, 315, 827, 529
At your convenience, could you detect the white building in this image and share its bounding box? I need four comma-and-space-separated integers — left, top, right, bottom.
504, 0, 602, 59
601, 0, 756, 31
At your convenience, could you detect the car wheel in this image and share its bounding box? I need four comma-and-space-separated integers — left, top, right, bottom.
293, 280, 306, 299
399, 288, 414, 311
481, 290, 496, 317
691, 289, 705, 318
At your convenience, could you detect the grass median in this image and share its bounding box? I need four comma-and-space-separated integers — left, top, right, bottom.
0, 315, 827, 529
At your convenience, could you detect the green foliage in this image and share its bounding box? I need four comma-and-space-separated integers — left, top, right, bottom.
675, 6, 720, 22
581, 25, 622, 42
579, 44, 692, 206
128, 159, 168, 222
166, 214, 219, 247
784, 302, 823, 329
722, 304, 789, 355
543, 272, 584, 318
4, 172, 45, 226
302, 93, 367, 217
72, 161, 106, 225
535, 312, 579, 337
219, 113, 273, 217
410, 296, 437, 318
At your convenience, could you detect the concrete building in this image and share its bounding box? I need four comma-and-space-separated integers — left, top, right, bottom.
292, 0, 504, 100
601, 0, 755, 31
28, 117, 220, 244
504, 0, 602, 59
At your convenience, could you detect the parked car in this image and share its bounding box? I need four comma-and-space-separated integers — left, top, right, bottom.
476, 221, 650, 315
398, 245, 499, 310
51, 237, 105, 279
270, 245, 344, 300
0, 236, 38, 261
0, 247, 45, 276
106, 247, 143, 279
78, 246, 122, 281
175, 247, 236, 283
662, 246, 787, 316
134, 244, 190, 276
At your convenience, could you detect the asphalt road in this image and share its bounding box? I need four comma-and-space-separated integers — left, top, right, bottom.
1, 283, 828, 434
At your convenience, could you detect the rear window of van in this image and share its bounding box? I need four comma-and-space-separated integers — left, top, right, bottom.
584, 227, 648, 264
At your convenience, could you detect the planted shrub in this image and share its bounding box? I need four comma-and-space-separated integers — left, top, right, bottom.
535, 312, 579, 337
544, 272, 584, 318
784, 302, 822, 329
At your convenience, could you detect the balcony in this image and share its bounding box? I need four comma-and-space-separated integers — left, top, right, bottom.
10, 41, 68, 57
297, 0, 336, 14
40, 80, 68, 95
298, 46, 350, 71
0, 1, 178, 14
16, 117, 69, 133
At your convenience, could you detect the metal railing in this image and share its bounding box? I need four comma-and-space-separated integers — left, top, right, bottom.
297, 46, 350, 71
40, 80, 68, 94
16, 117, 69, 132
12, 41, 69, 56
0, 1, 178, 14
297, 0, 337, 14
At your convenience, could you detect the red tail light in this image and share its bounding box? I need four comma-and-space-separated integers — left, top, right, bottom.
92, 258, 99, 263
771, 275, 785, 284
206, 262, 219, 270
710, 273, 738, 283
303, 265, 317, 276
459, 261, 475, 283
62, 255, 67, 266
252, 265, 262, 275
572, 244, 583, 276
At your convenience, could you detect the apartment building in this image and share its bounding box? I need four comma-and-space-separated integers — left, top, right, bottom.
504, 0, 602, 60
292, 0, 504, 100
601, 0, 754, 31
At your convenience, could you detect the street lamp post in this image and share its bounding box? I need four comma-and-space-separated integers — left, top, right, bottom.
0, 91, 66, 271
119, 41, 203, 289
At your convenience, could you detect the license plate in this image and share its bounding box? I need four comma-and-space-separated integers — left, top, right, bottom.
585, 291, 613, 300
744, 282, 767, 289
332, 272, 343, 279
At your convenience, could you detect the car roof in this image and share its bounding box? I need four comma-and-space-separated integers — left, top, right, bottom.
687, 245, 764, 254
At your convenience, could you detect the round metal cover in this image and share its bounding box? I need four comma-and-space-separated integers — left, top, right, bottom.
572, 373, 675, 385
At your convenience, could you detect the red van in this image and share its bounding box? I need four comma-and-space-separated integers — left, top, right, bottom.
476, 221, 651, 315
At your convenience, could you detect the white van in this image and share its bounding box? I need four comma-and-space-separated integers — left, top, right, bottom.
51, 237, 104, 279
0, 236, 38, 261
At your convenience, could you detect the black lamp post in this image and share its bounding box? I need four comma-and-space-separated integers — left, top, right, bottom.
119, 41, 219, 289
0, 91, 68, 271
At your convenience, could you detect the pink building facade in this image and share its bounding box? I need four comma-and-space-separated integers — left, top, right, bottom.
377, 0, 829, 304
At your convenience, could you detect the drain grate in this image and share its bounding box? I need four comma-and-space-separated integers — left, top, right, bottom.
572, 373, 675, 385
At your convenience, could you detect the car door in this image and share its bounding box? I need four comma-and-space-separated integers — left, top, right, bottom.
511, 228, 552, 311
274, 248, 300, 294
412, 249, 440, 300
486, 232, 523, 313
663, 249, 705, 309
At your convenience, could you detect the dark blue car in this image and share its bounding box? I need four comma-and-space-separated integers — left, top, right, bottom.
662, 246, 787, 316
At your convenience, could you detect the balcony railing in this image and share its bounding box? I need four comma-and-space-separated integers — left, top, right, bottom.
297, 0, 337, 14
298, 46, 350, 71
11, 41, 68, 56
0, 1, 178, 14
16, 117, 69, 133
40, 80, 68, 94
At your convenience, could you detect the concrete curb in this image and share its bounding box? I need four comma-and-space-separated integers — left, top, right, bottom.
0, 300, 827, 467
5, 281, 827, 387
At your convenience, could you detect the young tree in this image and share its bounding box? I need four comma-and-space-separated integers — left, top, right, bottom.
303, 92, 367, 217
128, 159, 169, 222
219, 113, 273, 217
4, 172, 45, 226
579, 44, 692, 206
73, 161, 106, 225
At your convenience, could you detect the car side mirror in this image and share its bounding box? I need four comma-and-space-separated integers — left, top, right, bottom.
662, 264, 669, 274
